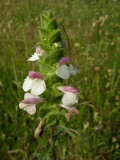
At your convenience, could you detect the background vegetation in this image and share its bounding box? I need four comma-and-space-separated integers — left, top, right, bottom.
0, 0, 120, 159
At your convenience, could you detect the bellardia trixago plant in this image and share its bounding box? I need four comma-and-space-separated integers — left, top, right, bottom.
19, 11, 80, 159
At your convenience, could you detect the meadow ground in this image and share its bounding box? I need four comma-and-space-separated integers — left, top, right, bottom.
0, 0, 120, 159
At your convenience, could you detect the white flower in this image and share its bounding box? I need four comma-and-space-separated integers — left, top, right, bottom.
56, 64, 70, 80
62, 92, 79, 106
56, 57, 79, 79
28, 52, 39, 61
19, 93, 43, 115
23, 71, 46, 95
28, 47, 46, 61
58, 86, 79, 106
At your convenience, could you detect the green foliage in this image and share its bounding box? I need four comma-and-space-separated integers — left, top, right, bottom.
37, 42, 51, 51
47, 19, 58, 31
33, 145, 51, 160
38, 11, 63, 64
49, 29, 62, 45
0, 0, 120, 160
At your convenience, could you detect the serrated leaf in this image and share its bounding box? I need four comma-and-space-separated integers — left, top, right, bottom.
50, 48, 64, 59
39, 27, 51, 37
48, 11, 54, 19
43, 11, 53, 19
59, 125, 76, 137
40, 15, 48, 27
47, 19, 58, 31
49, 29, 62, 45
37, 42, 51, 52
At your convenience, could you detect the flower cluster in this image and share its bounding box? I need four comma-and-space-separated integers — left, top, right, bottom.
19, 53, 79, 118
19, 70, 46, 115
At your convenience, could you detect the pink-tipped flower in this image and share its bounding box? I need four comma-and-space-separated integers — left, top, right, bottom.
56, 57, 79, 80
60, 104, 79, 115
19, 93, 43, 115
58, 86, 79, 106
28, 46, 46, 61
56, 57, 71, 79
58, 57, 71, 67
23, 71, 46, 96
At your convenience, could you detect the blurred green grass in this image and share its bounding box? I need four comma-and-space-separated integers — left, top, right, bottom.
0, 0, 120, 159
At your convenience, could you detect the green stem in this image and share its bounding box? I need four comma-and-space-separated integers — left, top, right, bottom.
50, 127, 56, 160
